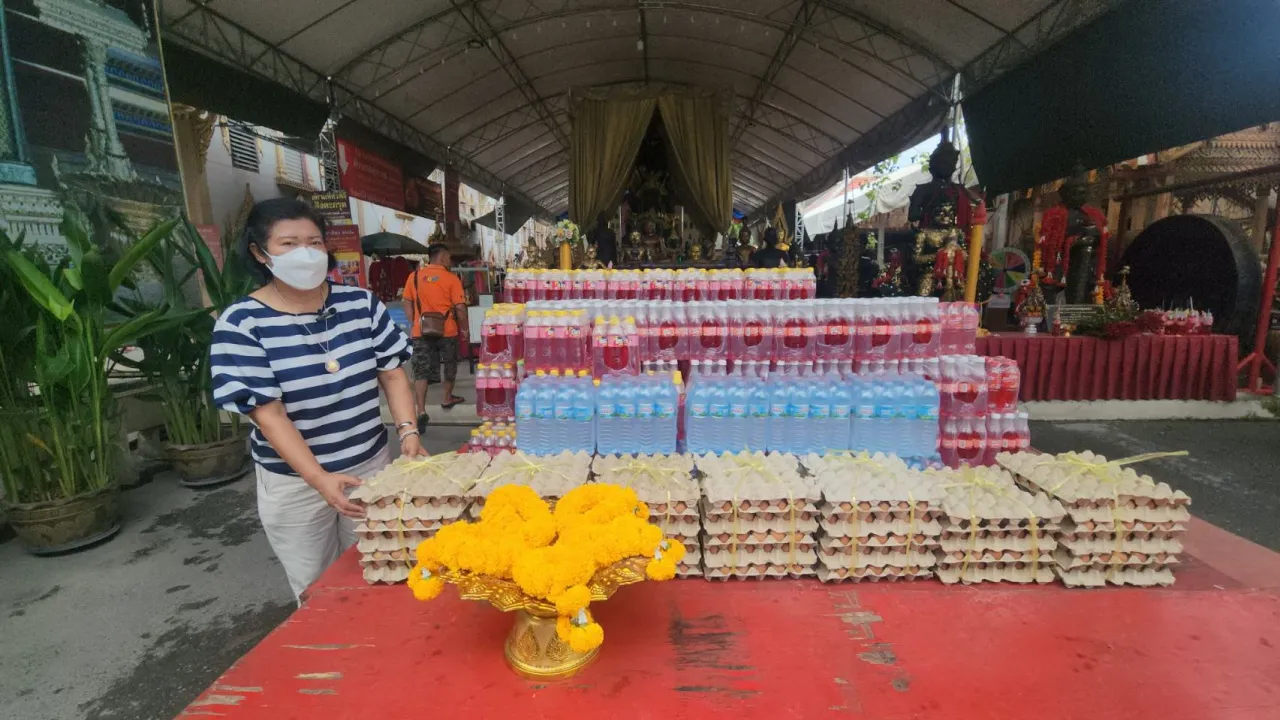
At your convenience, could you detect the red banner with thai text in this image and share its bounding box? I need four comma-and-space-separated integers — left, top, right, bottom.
337, 138, 405, 211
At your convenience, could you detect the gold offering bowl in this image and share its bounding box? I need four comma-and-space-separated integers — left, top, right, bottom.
438, 557, 649, 679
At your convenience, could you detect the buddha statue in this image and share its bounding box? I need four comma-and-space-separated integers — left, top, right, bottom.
912, 199, 964, 296
639, 219, 665, 263
908, 135, 976, 233
622, 231, 645, 265
1040, 166, 1110, 304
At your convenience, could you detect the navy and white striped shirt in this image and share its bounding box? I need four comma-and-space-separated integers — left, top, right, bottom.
211, 283, 412, 476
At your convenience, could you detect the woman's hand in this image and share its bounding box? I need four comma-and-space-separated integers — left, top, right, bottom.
401, 433, 430, 458
309, 471, 366, 519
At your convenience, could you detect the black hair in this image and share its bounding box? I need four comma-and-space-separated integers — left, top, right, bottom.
763, 227, 779, 247
238, 197, 331, 285
427, 243, 450, 261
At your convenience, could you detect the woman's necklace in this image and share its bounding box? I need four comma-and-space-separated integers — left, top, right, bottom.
275, 284, 341, 373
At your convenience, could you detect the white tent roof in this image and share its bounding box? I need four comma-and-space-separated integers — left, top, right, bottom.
160, 0, 1119, 216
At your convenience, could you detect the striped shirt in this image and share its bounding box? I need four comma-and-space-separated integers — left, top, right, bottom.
211, 283, 411, 476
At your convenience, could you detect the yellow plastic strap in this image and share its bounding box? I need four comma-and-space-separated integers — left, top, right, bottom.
1028, 510, 1039, 575
849, 487, 859, 571
906, 490, 917, 574
1041, 451, 1189, 492
787, 490, 796, 568
395, 490, 413, 569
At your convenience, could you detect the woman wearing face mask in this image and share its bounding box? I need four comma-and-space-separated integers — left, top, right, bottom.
210, 198, 425, 601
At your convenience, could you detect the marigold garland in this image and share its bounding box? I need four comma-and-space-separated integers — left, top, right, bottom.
406, 483, 679, 654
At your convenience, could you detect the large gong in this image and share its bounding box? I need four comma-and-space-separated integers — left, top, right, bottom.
1120, 214, 1261, 339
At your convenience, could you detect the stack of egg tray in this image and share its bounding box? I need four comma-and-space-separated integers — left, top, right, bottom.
928, 465, 1067, 585
808, 453, 942, 583
592, 454, 702, 576
351, 453, 491, 584
466, 450, 593, 518
997, 451, 1191, 587
695, 452, 820, 580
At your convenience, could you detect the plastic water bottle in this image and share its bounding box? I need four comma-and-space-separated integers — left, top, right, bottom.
572, 371, 595, 453
655, 373, 679, 454
747, 381, 770, 452
850, 377, 872, 453
552, 377, 574, 452
829, 379, 853, 452
871, 380, 894, 455
766, 380, 789, 452
687, 381, 710, 454
614, 378, 637, 453
725, 378, 748, 453
898, 379, 920, 459
920, 380, 941, 463
532, 373, 556, 455
594, 379, 612, 454
787, 381, 810, 454
807, 380, 830, 454
515, 376, 537, 453
636, 375, 656, 454
707, 380, 729, 455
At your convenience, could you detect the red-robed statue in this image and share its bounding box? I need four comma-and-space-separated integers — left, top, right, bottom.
1039, 168, 1110, 304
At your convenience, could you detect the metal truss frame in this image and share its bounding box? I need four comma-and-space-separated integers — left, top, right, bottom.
159, 1, 552, 215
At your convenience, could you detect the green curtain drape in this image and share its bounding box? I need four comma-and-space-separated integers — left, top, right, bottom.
657, 95, 733, 234
569, 97, 656, 226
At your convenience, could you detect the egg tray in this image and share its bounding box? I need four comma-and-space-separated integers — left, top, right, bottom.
363, 564, 410, 585
590, 454, 699, 501
1057, 535, 1184, 556
1052, 548, 1182, 571
467, 450, 593, 501
935, 562, 1057, 585
820, 516, 943, 539
817, 566, 934, 583
937, 532, 1058, 555
676, 562, 703, 578
817, 548, 936, 572
702, 512, 820, 535
702, 563, 816, 580
702, 544, 818, 569
358, 517, 462, 535
363, 496, 470, 523
1054, 504, 1191, 527
819, 535, 938, 553
818, 506, 945, 525
699, 496, 821, 516
997, 451, 1192, 507
1057, 519, 1186, 540
695, 450, 806, 477
803, 451, 913, 477
352, 453, 493, 502
360, 547, 415, 564
936, 548, 1059, 565
1057, 565, 1176, 588
356, 532, 432, 553
702, 529, 814, 546
814, 471, 944, 508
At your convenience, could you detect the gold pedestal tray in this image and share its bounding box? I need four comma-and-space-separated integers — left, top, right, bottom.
438, 556, 649, 679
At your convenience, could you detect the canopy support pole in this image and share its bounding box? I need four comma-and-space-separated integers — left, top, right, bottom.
1239, 204, 1280, 392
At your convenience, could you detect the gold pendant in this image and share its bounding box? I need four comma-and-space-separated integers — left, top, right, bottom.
325, 358, 341, 373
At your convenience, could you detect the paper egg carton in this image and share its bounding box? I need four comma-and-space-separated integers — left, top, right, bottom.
356, 530, 434, 553
702, 528, 814, 546
802, 451, 911, 477
1057, 519, 1186, 541
702, 562, 816, 580
938, 529, 1057, 555
936, 562, 1057, 584
817, 544, 936, 571
818, 566, 934, 582
362, 563, 411, 585
997, 451, 1191, 517
1052, 547, 1182, 571
697, 453, 818, 507
821, 531, 940, 550
701, 509, 820, 535
929, 466, 1066, 530
820, 515, 944, 543
466, 450, 592, 515
363, 495, 470, 523
359, 547, 415, 564
591, 453, 701, 536
1058, 565, 1176, 588
353, 453, 490, 502
702, 543, 818, 569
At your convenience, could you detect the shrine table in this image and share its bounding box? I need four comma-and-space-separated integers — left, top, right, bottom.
182, 517, 1280, 720
977, 333, 1238, 402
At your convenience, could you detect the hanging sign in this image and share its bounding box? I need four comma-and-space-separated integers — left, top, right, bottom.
311, 190, 366, 288
337, 138, 405, 211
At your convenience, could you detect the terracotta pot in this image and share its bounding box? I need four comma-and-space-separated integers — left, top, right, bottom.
167, 427, 251, 488
1, 484, 121, 555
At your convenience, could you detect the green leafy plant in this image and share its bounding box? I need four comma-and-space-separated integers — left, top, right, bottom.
0, 206, 191, 504
117, 222, 254, 446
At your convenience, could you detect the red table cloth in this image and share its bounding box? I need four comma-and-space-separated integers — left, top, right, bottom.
977, 333, 1238, 402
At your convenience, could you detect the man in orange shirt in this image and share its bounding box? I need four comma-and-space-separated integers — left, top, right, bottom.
403, 245, 469, 429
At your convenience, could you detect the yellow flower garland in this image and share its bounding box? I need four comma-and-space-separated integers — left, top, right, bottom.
407, 483, 684, 654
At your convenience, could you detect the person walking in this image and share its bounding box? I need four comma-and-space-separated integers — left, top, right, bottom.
402, 243, 470, 429
211, 198, 427, 602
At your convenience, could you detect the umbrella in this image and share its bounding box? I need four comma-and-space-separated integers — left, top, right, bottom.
361, 231, 429, 256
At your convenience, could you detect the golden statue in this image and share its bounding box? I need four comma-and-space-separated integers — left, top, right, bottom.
913, 200, 965, 297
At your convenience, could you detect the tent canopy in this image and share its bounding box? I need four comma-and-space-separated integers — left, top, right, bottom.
160, 0, 1120, 216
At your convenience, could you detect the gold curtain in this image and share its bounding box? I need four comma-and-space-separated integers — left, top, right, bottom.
657, 95, 733, 234
569, 96, 656, 225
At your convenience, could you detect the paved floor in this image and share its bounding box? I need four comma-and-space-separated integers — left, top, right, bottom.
1, 420, 1275, 720
0, 426, 473, 720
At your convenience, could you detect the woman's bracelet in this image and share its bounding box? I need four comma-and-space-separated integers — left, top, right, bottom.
395, 420, 415, 431
398, 429, 421, 443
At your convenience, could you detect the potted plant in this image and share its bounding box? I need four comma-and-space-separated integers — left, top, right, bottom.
0, 206, 189, 554
120, 223, 255, 487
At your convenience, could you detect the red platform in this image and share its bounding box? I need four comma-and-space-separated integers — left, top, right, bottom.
184, 516, 1280, 720
978, 333, 1238, 402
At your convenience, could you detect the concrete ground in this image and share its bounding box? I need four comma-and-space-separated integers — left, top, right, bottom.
1, 420, 1276, 720
0, 425, 473, 720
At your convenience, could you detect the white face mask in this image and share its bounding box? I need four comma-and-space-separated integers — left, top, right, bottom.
265, 247, 329, 290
